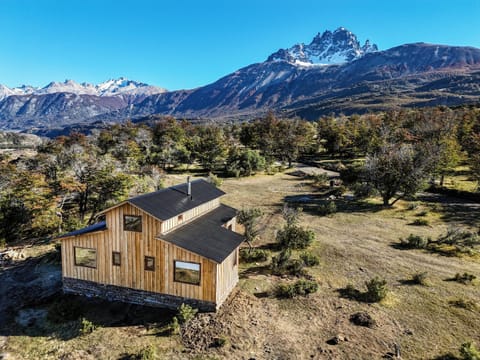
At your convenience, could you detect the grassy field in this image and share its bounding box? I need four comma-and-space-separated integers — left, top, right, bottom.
2, 170, 480, 359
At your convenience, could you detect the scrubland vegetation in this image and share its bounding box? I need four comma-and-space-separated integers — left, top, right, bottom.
1, 105, 480, 359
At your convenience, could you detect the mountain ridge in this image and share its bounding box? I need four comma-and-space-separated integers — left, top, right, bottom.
0, 77, 167, 100
1, 28, 480, 132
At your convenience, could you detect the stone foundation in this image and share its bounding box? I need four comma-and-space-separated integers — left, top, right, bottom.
63, 277, 217, 312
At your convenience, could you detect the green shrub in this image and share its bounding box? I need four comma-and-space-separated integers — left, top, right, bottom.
300, 252, 320, 267
316, 201, 337, 216
351, 182, 376, 199
270, 249, 292, 275
460, 342, 480, 360
276, 225, 315, 250
138, 345, 156, 360
270, 250, 307, 276
399, 234, 429, 249
407, 202, 419, 210
411, 219, 429, 226
287, 259, 306, 276
276, 279, 318, 298
411, 272, 429, 285
454, 272, 477, 284
364, 277, 388, 302
79, 317, 97, 335
240, 248, 268, 263
169, 316, 180, 335
177, 303, 198, 325
207, 172, 223, 187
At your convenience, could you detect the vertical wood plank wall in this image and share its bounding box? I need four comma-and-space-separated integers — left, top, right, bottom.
216, 249, 239, 305
161, 198, 220, 234
61, 202, 226, 303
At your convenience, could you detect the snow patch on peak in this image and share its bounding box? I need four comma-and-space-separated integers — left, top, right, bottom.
267, 27, 378, 66
0, 78, 167, 100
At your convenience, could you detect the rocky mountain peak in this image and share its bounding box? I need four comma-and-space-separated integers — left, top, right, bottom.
267, 27, 378, 65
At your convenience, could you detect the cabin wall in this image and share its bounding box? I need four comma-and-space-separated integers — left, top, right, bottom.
216, 249, 239, 306
62, 202, 218, 306
161, 198, 220, 234
157, 238, 217, 303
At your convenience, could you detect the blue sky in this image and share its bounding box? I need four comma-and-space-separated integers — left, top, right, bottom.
1, 0, 479, 90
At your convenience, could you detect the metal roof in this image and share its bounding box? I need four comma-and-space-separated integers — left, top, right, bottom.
160, 204, 244, 263
58, 221, 107, 239
129, 179, 225, 221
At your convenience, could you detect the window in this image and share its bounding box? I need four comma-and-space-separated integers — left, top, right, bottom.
112, 251, 121, 266
144, 256, 155, 271
174, 261, 201, 285
74, 247, 97, 268
233, 249, 238, 268
177, 214, 184, 222
124, 215, 142, 232
227, 224, 233, 231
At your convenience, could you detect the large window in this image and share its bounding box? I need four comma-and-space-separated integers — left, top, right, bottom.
174, 261, 201, 285
74, 247, 97, 268
124, 215, 142, 232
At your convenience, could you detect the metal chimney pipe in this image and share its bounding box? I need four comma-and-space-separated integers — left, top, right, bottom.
187, 176, 191, 197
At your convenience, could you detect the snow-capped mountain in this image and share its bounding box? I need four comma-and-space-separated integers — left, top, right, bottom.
0, 78, 166, 100
96, 78, 166, 97
267, 27, 378, 65
2, 27, 480, 133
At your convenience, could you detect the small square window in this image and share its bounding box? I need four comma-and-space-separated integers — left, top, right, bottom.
144, 256, 155, 271
177, 214, 183, 222
112, 251, 121, 266
124, 215, 142, 232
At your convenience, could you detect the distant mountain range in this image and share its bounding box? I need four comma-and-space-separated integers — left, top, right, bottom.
1, 27, 480, 133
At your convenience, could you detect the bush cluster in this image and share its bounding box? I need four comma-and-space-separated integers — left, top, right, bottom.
79, 317, 97, 335
275, 279, 318, 298
276, 225, 315, 250
300, 252, 320, 267
453, 272, 477, 284
239, 248, 268, 263
399, 234, 429, 249
411, 272, 429, 285
316, 201, 337, 216
364, 277, 389, 302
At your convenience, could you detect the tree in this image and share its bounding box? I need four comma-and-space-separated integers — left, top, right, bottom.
364, 143, 430, 206
237, 208, 263, 249
192, 125, 227, 172
226, 148, 266, 177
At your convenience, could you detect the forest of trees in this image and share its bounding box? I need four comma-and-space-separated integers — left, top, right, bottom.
1, 106, 479, 245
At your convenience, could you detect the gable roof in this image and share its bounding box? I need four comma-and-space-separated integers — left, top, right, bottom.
58, 221, 107, 239
160, 204, 243, 263
127, 179, 225, 221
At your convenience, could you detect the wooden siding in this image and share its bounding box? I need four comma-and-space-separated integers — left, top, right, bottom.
161, 198, 220, 234
216, 249, 239, 305
61, 203, 222, 303
156, 238, 216, 302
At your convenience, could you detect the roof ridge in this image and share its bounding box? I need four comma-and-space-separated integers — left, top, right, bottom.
128, 178, 207, 201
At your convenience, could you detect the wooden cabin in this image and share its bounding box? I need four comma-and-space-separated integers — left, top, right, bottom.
59, 178, 243, 311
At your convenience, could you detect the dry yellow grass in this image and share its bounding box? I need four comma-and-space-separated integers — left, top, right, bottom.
3, 171, 480, 359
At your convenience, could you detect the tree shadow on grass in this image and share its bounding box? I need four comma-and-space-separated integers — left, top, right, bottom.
284, 195, 385, 215
417, 193, 480, 227
239, 265, 271, 278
